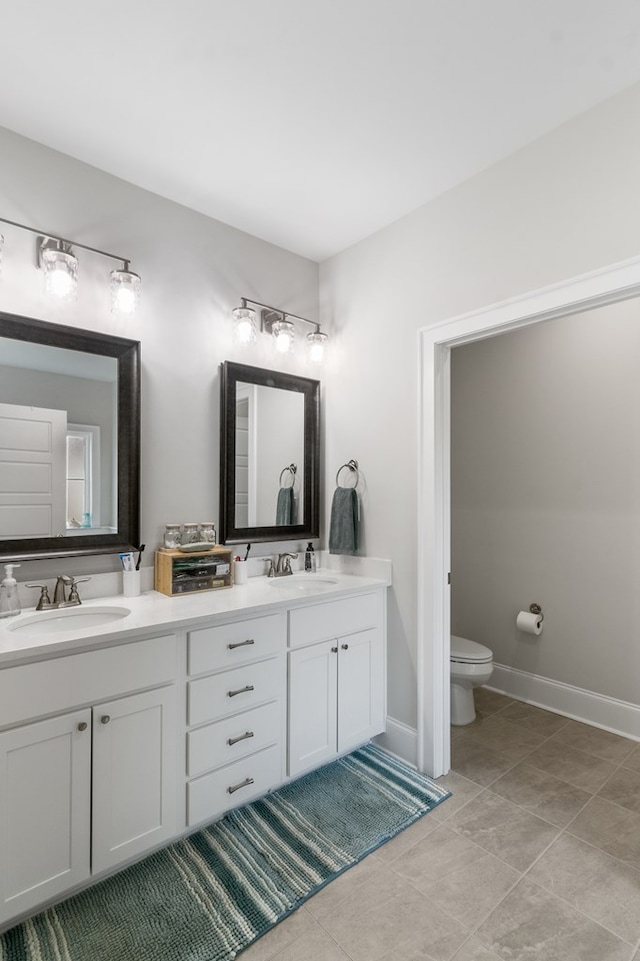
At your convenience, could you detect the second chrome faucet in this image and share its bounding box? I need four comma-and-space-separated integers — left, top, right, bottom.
266, 553, 298, 577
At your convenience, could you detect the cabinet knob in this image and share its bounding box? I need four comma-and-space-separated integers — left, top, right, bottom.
100, 714, 111, 725
341, 643, 349, 650
331, 646, 338, 653
77, 721, 88, 732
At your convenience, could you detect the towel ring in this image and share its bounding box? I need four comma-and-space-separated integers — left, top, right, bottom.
336, 459, 359, 488
279, 463, 297, 487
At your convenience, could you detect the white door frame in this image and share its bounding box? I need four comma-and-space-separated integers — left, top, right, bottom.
417, 254, 640, 776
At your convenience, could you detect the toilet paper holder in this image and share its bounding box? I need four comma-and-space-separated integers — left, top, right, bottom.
529, 602, 544, 622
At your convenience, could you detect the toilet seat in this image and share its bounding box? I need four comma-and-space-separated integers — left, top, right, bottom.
450, 635, 493, 665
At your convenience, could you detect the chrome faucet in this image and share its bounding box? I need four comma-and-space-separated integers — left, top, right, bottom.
53, 574, 72, 605
27, 575, 91, 610
276, 553, 298, 576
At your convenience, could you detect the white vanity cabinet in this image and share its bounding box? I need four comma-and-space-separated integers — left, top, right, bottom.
185, 611, 286, 826
0, 635, 178, 926
287, 591, 386, 778
0, 570, 389, 930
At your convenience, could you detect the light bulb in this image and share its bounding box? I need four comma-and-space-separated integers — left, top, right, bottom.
110, 268, 141, 315
272, 319, 295, 354
233, 306, 256, 344
42, 247, 78, 303
307, 331, 328, 363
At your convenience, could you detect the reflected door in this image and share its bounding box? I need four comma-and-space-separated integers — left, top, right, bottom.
0, 402, 67, 538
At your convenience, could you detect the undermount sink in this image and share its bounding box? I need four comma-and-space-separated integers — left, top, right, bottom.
267, 575, 338, 593
7, 606, 131, 635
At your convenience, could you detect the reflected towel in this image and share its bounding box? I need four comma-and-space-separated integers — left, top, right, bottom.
276, 486, 295, 525
329, 487, 358, 555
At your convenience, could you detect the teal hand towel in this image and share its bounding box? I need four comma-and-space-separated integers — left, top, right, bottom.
329, 487, 358, 555
276, 486, 295, 525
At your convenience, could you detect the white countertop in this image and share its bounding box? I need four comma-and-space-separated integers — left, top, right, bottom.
0, 570, 390, 666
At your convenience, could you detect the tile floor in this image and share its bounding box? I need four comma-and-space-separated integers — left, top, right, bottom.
241, 688, 640, 961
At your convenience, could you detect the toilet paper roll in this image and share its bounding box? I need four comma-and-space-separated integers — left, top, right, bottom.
516, 610, 543, 635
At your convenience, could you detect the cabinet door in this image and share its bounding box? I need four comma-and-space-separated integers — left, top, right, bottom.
0, 709, 91, 924
337, 627, 385, 754
288, 640, 337, 778
92, 686, 177, 875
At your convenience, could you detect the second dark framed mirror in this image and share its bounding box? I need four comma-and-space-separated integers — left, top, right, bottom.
220, 361, 320, 544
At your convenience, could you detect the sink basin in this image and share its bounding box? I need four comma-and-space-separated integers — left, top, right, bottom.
267, 575, 338, 593
7, 606, 131, 635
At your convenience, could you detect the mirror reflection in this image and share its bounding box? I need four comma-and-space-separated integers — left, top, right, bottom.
234, 382, 304, 528
1, 338, 118, 539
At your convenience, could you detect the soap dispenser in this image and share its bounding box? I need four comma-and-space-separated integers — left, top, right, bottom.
304, 543, 316, 573
0, 564, 21, 618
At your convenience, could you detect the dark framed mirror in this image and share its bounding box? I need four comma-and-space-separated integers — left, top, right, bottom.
0, 310, 140, 561
220, 361, 320, 544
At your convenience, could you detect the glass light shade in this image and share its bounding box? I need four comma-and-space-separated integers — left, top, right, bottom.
307, 330, 328, 363
42, 247, 78, 302
233, 306, 257, 344
110, 268, 141, 315
272, 319, 295, 354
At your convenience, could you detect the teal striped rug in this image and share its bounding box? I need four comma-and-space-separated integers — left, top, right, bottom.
0, 744, 450, 961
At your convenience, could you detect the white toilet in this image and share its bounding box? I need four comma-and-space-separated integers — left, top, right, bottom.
450, 635, 494, 725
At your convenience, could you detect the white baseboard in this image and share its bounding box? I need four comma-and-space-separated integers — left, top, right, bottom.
375, 716, 418, 766
490, 663, 640, 742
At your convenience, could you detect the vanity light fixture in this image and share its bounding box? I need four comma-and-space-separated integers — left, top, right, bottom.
233, 297, 328, 362
0, 216, 142, 315
40, 240, 78, 302
271, 317, 296, 354
110, 264, 141, 316
232, 305, 257, 344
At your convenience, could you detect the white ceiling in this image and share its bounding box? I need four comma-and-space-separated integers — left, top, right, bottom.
2, 1, 640, 262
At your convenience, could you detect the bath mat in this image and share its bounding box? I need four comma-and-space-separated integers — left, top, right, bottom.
0, 743, 450, 961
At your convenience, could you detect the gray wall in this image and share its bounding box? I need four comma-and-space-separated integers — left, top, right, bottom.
320, 80, 640, 732
0, 124, 319, 581
450, 302, 640, 705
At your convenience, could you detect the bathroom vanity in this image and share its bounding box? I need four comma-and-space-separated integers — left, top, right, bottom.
0, 571, 388, 929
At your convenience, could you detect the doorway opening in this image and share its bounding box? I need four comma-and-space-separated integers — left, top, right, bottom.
417, 255, 640, 777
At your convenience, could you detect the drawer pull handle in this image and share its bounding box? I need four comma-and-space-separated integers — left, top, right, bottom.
228, 639, 255, 650
227, 776, 255, 795
100, 715, 111, 725
77, 721, 88, 732
331, 646, 338, 653
341, 643, 349, 650
228, 730, 255, 746
228, 684, 255, 698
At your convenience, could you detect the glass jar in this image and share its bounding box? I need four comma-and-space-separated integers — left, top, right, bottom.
163, 524, 182, 549
200, 522, 216, 545
183, 523, 200, 544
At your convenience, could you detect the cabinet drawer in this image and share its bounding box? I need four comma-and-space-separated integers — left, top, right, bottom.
187, 744, 282, 826
188, 657, 283, 726
188, 612, 285, 675
288, 592, 382, 648
187, 701, 281, 777
0, 635, 178, 728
